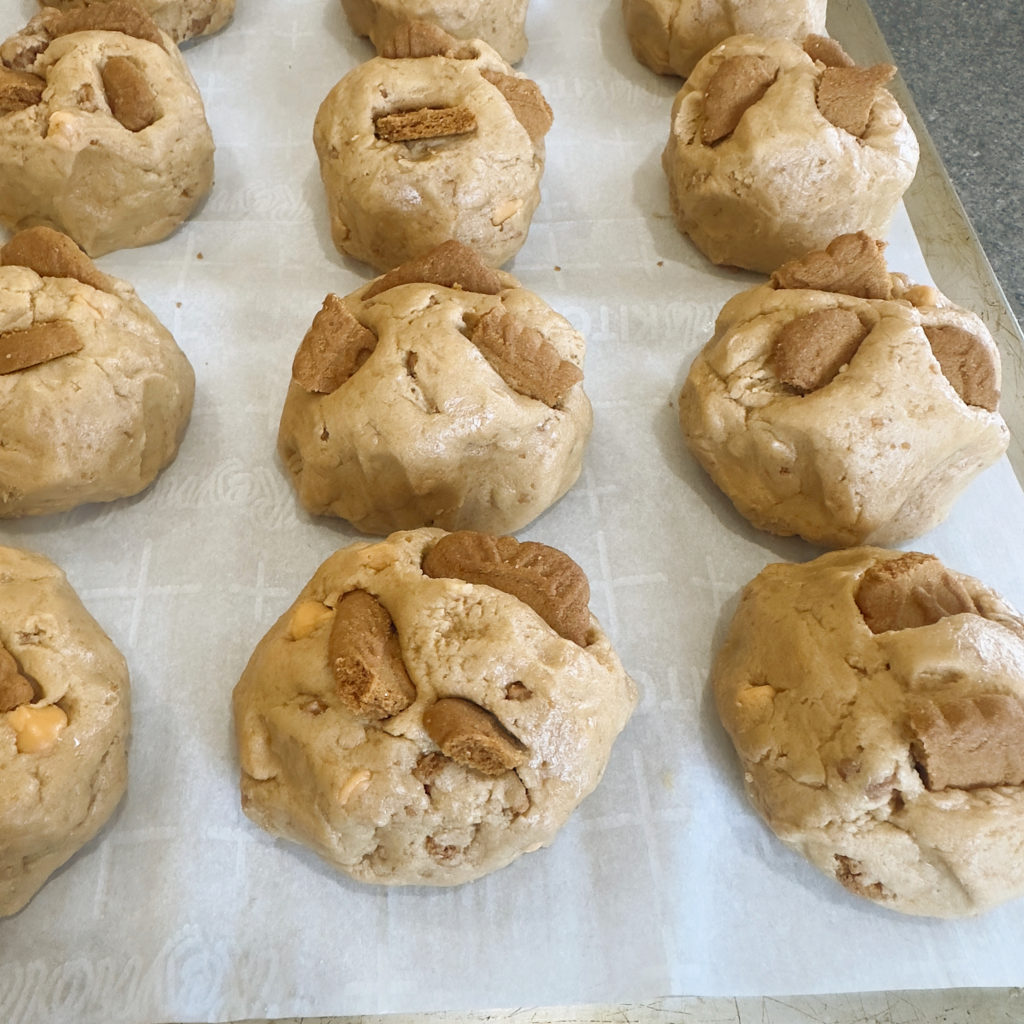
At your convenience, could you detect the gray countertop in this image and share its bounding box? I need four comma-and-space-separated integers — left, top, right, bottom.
865, 0, 1023, 324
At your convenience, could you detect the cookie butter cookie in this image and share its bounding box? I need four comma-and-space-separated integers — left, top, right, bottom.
714, 548, 1024, 917
233, 528, 637, 885
341, 0, 529, 64
0, 2, 215, 256
661, 35, 918, 272
0, 227, 195, 517
678, 233, 1009, 548
1, 545, 130, 917
39, 0, 235, 44
623, 0, 826, 78
313, 23, 552, 271
278, 241, 591, 535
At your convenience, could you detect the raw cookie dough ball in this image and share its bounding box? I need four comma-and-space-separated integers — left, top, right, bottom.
622, 0, 826, 78
1, 545, 130, 917
0, 3, 215, 256
678, 232, 1009, 548
233, 528, 638, 886
313, 25, 552, 272
0, 227, 195, 517
661, 34, 918, 272
714, 547, 1024, 917
341, 0, 529, 64
278, 241, 591, 535
39, 0, 236, 44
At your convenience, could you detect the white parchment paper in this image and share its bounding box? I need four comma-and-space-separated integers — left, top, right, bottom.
2, 1, 1023, 1021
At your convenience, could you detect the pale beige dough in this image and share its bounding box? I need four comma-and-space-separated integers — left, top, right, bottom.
661, 35, 918, 272
39, 0, 236, 44
0, 13, 215, 256
622, 0, 826, 78
232, 529, 638, 886
278, 261, 591, 535
341, 0, 529, 64
714, 547, 1024, 917
678, 252, 1008, 548
0, 245, 195, 517
1, 545, 130, 917
313, 40, 550, 271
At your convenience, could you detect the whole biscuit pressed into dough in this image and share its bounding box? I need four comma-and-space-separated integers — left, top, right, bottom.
39, 0, 236, 44
232, 528, 638, 886
622, 0, 827, 78
277, 243, 592, 535
341, 0, 529, 64
713, 547, 1024, 917
1, 545, 130, 917
678, 234, 1009, 548
0, 6, 215, 255
0, 228, 195, 517
661, 35, 918, 272
313, 32, 551, 271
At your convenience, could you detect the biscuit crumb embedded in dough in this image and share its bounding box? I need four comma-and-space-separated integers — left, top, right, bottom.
292, 294, 378, 394
374, 104, 477, 143
771, 307, 868, 393
423, 696, 526, 776
802, 33, 855, 68
701, 54, 778, 145
43, 0, 166, 48
0, 227, 114, 292
101, 55, 157, 132
771, 232, 892, 299
816, 63, 897, 137
923, 323, 1000, 412
0, 66, 44, 113
0, 322, 84, 374
0, 644, 34, 712
362, 240, 505, 300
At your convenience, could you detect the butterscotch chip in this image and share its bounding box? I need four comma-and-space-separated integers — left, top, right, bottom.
101, 55, 157, 132
701, 54, 778, 145
909, 694, 1024, 792
713, 547, 1024, 916
923, 323, 1000, 412
0, 644, 34, 712
44, 0, 165, 48
374, 104, 477, 143
0, 322, 84, 374
802, 33, 855, 68
232, 528, 637, 885
292, 294, 378, 394
470, 306, 583, 406
817, 63, 897, 137
855, 552, 979, 634
423, 696, 526, 776
422, 531, 591, 646
772, 307, 868, 393
771, 232, 893, 299
362, 240, 505, 300
328, 589, 417, 719
0, 67, 45, 114
479, 70, 553, 145
0, 227, 113, 292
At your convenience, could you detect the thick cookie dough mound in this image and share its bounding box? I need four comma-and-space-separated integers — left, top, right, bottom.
0, 2, 215, 255
0, 227, 195, 517
313, 24, 552, 271
233, 528, 638, 886
278, 241, 591, 535
678, 233, 1009, 548
661, 34, 918, 272
341, 0, 529, 64
622, 0, 826, 78
1, 545, 130, 917
39, 0, 235, 44
714, 547, 1024, 917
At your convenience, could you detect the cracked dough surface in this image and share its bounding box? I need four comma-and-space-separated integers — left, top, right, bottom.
313, 42, 546, 271
0, 545, 130, 917
278, 274, 591, 535
678, 274, 1009, 547
714, 547, 1024, 918
0, 262, 195, 517
661, 35, 918, 272
622, 0, 826, 78
232, 529, 637, 886
341, 0, 529, 64
39, 0, 235, 43
0, 18, 214, 255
